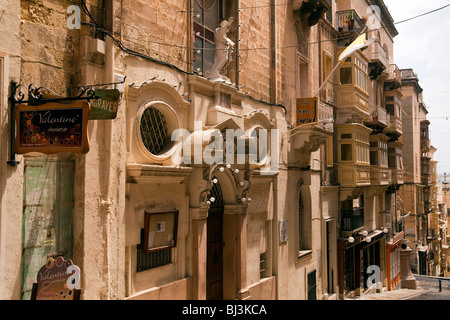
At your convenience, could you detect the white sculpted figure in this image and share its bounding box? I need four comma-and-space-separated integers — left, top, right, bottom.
205, 17, 235, 83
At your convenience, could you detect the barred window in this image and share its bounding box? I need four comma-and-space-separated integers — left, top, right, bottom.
137, 229, 172, 272
140, 107, 169, 155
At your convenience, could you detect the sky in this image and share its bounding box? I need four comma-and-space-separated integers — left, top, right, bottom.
382, 0, 450, 177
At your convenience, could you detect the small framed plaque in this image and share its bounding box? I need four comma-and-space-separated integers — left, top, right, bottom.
143, 210, 179, 253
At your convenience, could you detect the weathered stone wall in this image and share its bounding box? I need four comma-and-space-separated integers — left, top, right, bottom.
20, 0, 80, 94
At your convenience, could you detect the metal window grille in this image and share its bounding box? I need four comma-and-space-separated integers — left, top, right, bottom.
140, 107, 168, 155
137, 229, 172, 272
260, 252, 267, 280
208, 177, 224, 206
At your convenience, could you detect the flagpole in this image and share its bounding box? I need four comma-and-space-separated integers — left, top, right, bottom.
314, 26, 369, 98
313, 61, 343, 98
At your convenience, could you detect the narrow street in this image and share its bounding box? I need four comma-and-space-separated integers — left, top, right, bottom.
356, 275, 450, 300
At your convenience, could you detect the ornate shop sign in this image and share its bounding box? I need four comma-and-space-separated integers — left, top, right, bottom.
296, 97, 318, 126
32, 257, 81, 300
88, 89, 121, 120
15, 101, 90, 154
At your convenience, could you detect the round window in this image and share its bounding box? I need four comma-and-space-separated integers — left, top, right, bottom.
140, 107, 169, 155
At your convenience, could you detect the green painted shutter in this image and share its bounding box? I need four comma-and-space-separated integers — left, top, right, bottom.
21, 158, 74, 300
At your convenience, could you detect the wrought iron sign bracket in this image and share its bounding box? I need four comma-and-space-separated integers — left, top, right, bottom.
7, 81, 99, 166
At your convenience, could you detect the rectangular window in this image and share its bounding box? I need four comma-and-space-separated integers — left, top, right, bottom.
340, 67, 352, 84
341, 133, 352, 139
341, 144, 352, 161
260, 252, 267, 280
370, 151, 378, 165
296, 53, 309, 98
326, 135, 333, 167
193, 0, 225, 75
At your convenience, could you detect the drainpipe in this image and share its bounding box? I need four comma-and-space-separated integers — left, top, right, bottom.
104, 9, 114, 203
270, 0, 276, 106
103, 0, 115, 299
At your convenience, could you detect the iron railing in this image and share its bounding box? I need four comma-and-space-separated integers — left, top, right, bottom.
336, 10, 365, 35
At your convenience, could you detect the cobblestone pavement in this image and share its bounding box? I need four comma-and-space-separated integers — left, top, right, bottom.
353, 287, 450, 300
352, 288, 430, 300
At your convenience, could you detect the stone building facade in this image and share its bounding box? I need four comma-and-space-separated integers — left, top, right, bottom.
0, 0, 425, 300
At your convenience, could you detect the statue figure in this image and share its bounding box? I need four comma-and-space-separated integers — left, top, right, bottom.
205, 17, 235, 84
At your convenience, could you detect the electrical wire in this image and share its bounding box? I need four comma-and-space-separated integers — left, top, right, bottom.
176, 3, 450, 52
78, 0, 287, 114
78, 1, 450, 118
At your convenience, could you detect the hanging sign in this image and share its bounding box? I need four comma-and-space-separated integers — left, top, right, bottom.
296, 97, 318, 126
32, 256, 81, 300
15, 101, 90, 154
88, 89, 121, 120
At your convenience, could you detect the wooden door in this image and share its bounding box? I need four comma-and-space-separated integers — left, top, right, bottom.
21, 157, 75, 300
206, 178, 224, 300
206, 205, 223, 300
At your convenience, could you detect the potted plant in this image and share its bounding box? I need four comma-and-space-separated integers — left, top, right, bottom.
347, 12, 354, 30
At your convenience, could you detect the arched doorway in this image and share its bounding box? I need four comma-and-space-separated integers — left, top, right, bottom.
206, 177, 225, 300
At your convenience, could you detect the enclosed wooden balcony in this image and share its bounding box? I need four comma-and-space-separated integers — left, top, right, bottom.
335, 50, 370, 122
369, 135, 390, 186
384, 90, 403, 141
421, 119, 431, 153
337, 124, 372, 187
388, 141, 404, 185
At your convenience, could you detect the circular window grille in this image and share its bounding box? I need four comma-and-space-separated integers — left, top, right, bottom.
140, 107, 169, 155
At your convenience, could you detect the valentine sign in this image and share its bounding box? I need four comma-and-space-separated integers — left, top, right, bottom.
15, 101, 90, 154
33, 256, 81, 300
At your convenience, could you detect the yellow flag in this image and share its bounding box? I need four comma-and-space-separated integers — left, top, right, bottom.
338, 33, 375, 62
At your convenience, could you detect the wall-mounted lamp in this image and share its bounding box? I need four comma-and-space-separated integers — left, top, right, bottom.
348, 236, 355, 243
383, 228, 388, 234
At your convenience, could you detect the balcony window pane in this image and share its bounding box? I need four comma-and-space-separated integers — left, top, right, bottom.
370, 151, 378, 165
341, 133, 352, 139
341, 144, 352, 161
340, 67, 352, 84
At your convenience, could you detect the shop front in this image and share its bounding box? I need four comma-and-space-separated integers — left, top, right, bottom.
386, 231, 403, 290
338, 230, 385, 298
